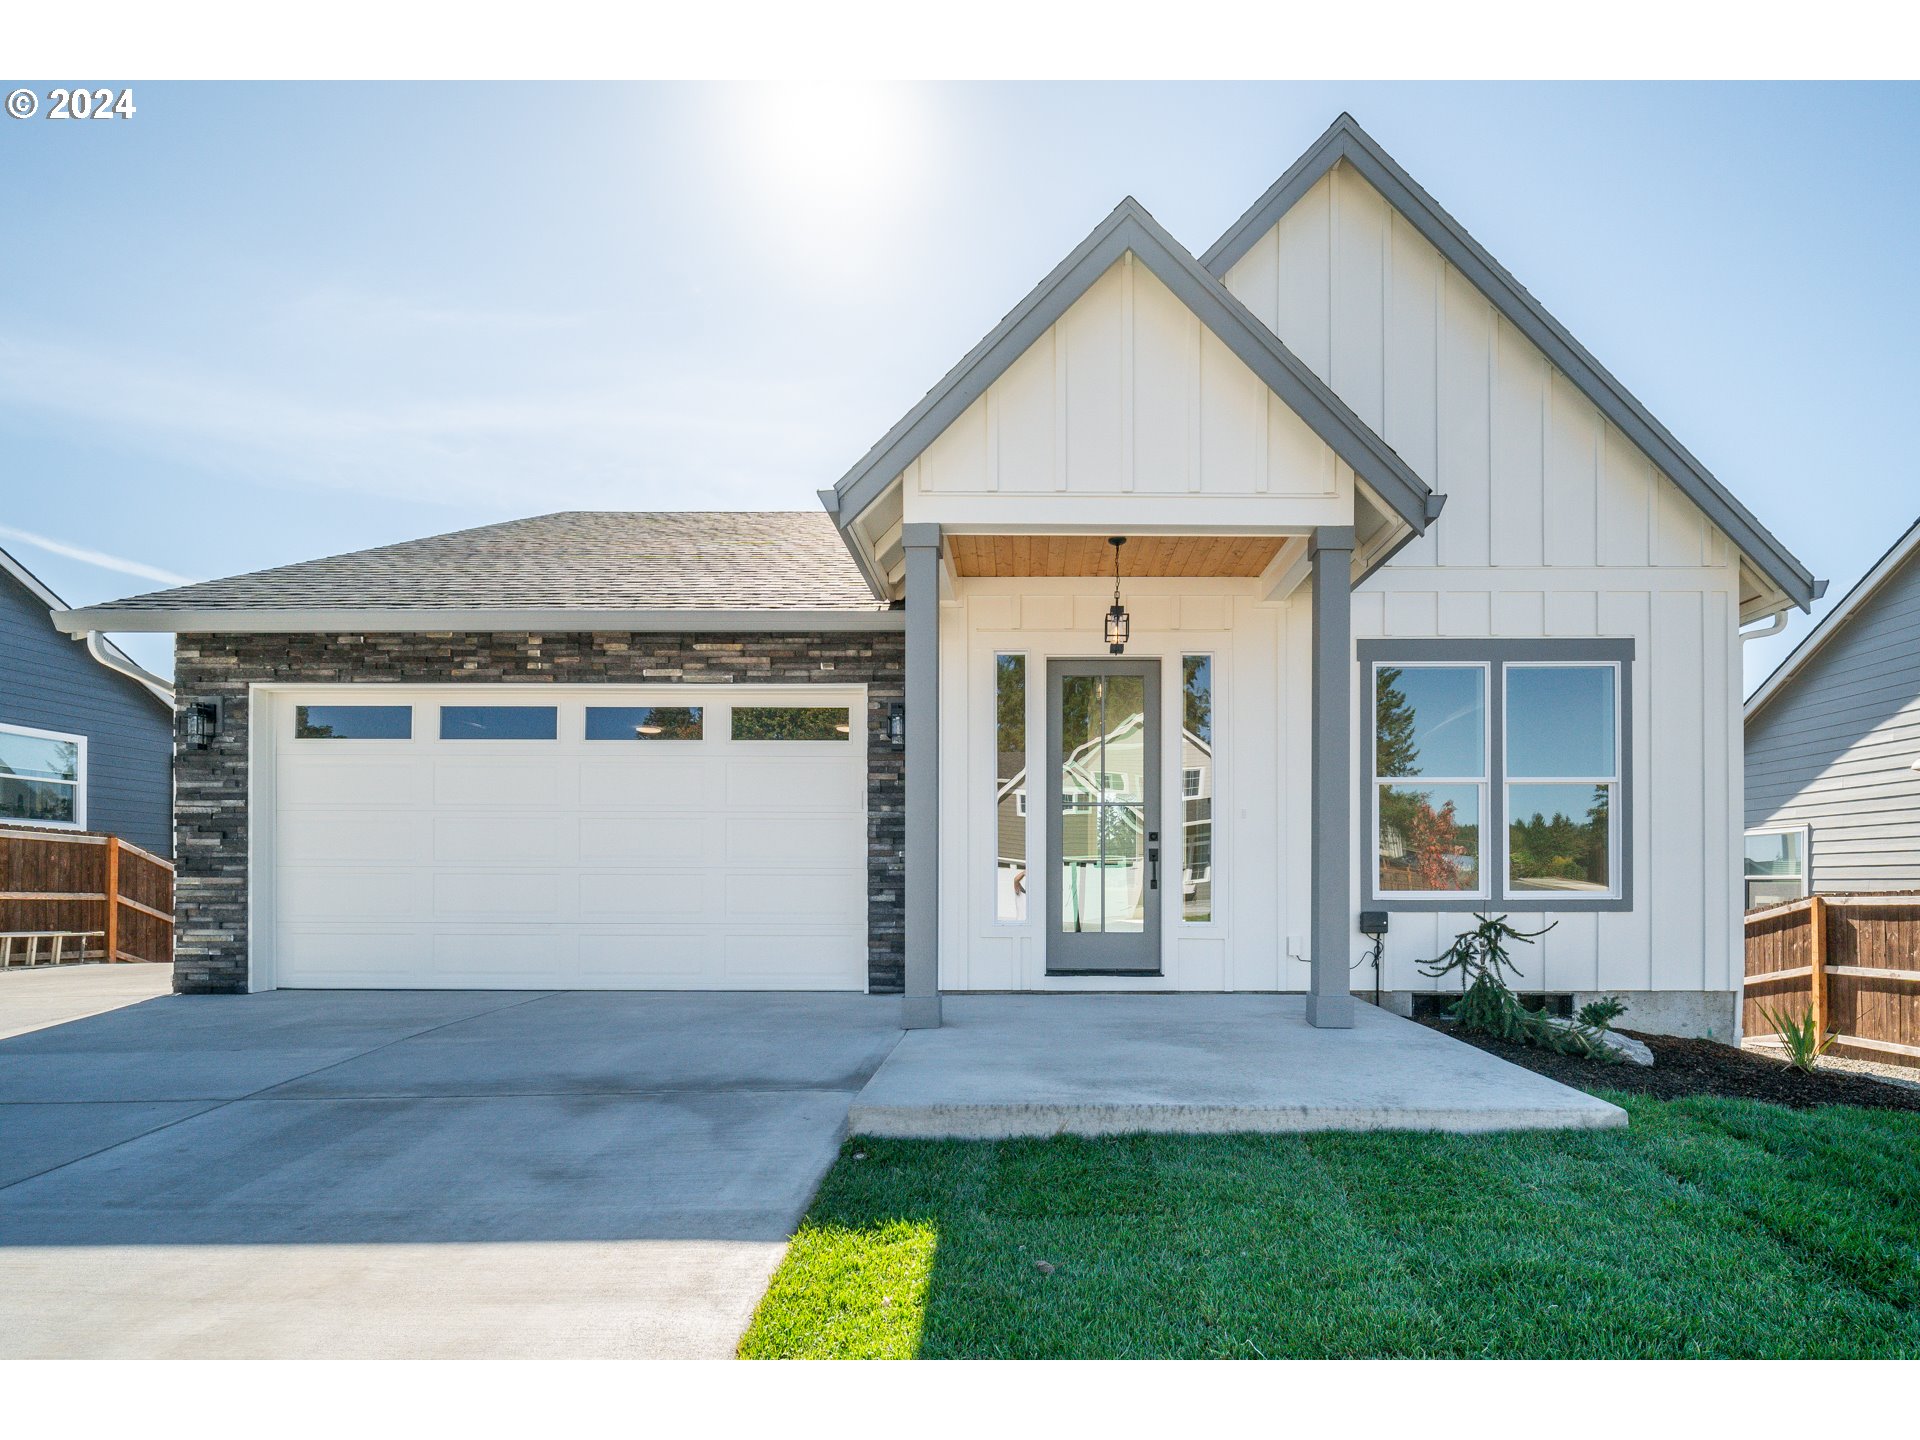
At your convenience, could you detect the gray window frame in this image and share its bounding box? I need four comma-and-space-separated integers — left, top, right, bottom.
1358, 638, 1635, 913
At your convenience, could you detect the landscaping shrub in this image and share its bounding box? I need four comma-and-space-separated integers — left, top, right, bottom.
1759, 1003, 1835, 1073
1421, 914, 1615, 1061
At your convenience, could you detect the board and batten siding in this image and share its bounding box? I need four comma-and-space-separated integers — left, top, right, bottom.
938, 576, 1303, 994
1222, 159, 1746, 998
0, 570, 172, 857
900, 253, 1358, 533
1746, 547, 1920, 892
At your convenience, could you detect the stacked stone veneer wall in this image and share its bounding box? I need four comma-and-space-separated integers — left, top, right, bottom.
171, 630, 907, 995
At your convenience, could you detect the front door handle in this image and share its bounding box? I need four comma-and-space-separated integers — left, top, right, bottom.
1148, 847, 1160, 889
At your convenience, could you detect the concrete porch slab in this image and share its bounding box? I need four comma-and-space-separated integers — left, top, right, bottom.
848, 994, 1626, 1138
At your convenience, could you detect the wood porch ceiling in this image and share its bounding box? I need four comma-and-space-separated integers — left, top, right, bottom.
945, 534, 1287, 578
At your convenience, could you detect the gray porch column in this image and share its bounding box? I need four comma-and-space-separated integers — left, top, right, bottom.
1307, 526, 1356, 1029
901, 523, 943, 1029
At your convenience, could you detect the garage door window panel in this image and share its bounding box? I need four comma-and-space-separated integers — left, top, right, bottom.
730, 706, 852, 741
439, 706, 559, 740
294, 705, 412, 740
585, 706, 703, 741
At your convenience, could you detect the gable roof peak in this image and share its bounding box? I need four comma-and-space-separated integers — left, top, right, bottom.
826, 189, 1439, 543
1204, 113, 1822, 613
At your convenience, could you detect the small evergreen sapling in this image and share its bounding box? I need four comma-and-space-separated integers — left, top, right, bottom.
1421, 914, 1616, 1061
1577, 995, 1629, 1031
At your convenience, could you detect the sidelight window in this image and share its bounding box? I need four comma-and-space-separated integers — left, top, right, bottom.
995, 654, 1027, 921
1181, 655, 1214, 922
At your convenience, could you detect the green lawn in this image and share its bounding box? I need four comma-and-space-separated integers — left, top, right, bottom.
739, 1095, 1920, 1359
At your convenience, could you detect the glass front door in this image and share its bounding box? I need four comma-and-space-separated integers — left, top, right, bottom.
1047, 658, 1162, 973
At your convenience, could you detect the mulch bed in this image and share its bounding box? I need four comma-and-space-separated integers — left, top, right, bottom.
1422, 1020, 1920, 1113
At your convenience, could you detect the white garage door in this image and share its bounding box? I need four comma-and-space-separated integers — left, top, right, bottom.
260, 685, 870, 990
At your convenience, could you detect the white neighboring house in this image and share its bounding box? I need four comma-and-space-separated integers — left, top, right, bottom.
56, 115, 1822, 1038
1745, 517, 1920, 908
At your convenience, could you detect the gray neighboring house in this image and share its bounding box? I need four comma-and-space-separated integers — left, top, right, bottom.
1745, 517, 1920, 907
0, 545, 174, 857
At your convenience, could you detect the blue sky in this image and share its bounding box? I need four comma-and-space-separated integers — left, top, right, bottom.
3, 82, 1915, 686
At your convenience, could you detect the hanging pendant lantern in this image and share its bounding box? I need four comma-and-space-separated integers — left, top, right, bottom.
1105, 536, 1130, 654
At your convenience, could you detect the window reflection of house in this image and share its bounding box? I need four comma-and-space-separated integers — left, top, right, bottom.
1180, 730, 1211, 922
996, 749, 1027, 922
996, 718, 1214, 926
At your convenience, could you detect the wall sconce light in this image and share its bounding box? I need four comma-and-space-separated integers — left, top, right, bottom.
888, 702, 906, 750
1105, 536, 1131, 655
182, 702, 220, 751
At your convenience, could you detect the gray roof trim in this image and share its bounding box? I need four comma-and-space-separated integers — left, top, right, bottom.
828, 197, 1438, 538
1203, 113, 1823, 612
817, 486, 893, 602
1745, 516, 1920, 722
0, 545, 173, 707
50, 606, 904, 636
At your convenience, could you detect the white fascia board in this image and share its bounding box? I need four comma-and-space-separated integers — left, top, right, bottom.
52, 607, 905, 635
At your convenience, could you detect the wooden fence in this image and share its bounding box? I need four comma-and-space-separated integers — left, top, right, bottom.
0, 826, 173, 966
1745, 893, 1920, 1068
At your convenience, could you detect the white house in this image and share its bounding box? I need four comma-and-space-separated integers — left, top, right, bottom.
57, 115, 1821, 1038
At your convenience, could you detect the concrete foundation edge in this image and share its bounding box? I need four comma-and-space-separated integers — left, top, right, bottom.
1369, 988, 1739, 1041
847, 1099, 1628, 1141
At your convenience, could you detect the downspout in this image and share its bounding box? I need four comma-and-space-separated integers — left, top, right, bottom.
1739, 610, 1789, 642
81, 630, 174, 706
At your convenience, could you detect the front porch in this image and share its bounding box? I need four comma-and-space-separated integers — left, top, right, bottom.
897, 523, 1368, 1028
850, 995, 1626, 1138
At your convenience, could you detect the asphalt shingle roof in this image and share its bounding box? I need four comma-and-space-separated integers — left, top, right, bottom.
83, 511, 886, 616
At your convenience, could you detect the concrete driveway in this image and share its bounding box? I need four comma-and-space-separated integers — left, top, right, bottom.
0, 969, 901, 1358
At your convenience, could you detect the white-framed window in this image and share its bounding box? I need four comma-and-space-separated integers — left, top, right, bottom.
1744, 826, 1808, 910
0, 721, 87, 830
1015, 789, 1027, 817
1371, 662, 1490, 899
1502, 662, 1621, 899
1183, 767, 1202, 798
1363, 640, 1633, 910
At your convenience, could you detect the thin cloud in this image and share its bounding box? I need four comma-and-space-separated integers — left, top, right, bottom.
0, 523, 200, 586
0, 332, 856, 511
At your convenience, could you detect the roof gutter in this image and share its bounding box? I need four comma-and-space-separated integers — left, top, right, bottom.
53, 606, 905, 636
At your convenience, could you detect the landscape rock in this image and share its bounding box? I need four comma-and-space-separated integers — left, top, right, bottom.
1543, 1017, 1654, 1066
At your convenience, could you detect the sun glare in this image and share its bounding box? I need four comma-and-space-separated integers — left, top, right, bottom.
741, 83, 918, 201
